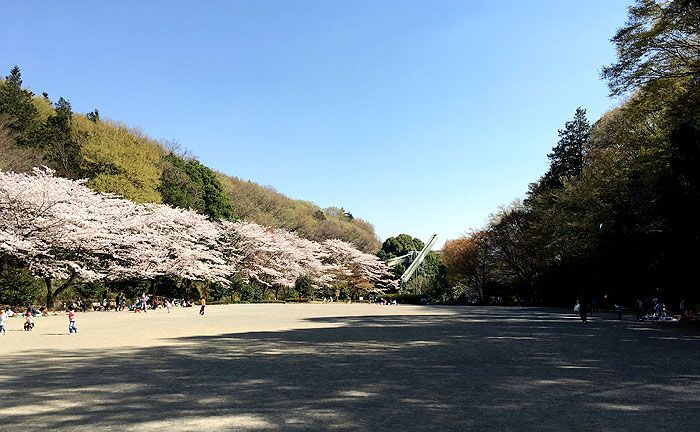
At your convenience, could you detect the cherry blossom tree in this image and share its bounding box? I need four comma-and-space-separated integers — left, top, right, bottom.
322, 239, 397, 294
0, 168, 132, 307
1, 168, 396, 307
222, 221, 334, 292
0, 168, 233, 308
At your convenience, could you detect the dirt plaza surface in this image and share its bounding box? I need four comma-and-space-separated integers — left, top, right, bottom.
2, 304, 699, 431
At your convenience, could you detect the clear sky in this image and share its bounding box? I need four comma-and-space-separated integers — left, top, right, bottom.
1, 1, 631, 247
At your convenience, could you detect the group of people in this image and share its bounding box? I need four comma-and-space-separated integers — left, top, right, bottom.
575, 295, 695, 324
636, 298, 691, 322
127, 294, 198, 313
62, 294, 199, 313
0, 294, 208, 335
375, 297, 398, 305
0, 306, 46, 334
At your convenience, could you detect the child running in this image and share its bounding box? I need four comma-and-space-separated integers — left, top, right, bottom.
0, 308, 7, 335
68, 308, 78, 334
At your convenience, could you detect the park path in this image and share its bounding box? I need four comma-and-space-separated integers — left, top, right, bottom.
2, 304, 699, 431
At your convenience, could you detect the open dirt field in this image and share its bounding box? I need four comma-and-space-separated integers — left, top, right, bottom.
2, 304, 699, 431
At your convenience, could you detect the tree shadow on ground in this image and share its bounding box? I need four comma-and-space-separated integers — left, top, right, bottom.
3, 307, 699, 431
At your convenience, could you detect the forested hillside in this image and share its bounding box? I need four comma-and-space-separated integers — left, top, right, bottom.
0, 68, 380, 253
441, 0, 700, 310
218, 175, 380, 253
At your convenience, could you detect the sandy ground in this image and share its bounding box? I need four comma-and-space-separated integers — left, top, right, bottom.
2, 304, 699, 431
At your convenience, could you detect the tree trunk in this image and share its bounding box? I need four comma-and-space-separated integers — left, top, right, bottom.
150, 278, 158, 296
45, 271, 78, 311
45, 277, 55, 310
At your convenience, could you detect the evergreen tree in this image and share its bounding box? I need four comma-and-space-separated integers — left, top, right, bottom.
0, 66, 40, 147
541, 108, 591, 190
41, 97, 82, 178
159, 153, 237, 222
86, 109, 100, 122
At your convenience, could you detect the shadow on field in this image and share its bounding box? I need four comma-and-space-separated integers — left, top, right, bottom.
3, 307, 700, 431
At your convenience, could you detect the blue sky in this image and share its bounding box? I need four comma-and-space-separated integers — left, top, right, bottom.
1, 1, 630, 247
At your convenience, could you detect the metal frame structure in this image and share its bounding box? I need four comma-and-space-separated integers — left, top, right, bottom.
385, 234, 438, 287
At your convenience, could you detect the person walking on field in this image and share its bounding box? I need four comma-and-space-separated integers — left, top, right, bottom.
68, 308, 78, 334
579, 297, 589, 325
199, 297, 206, 315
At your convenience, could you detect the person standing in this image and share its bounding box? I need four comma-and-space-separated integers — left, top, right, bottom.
199, 297, 206, 315
141, 292, 149, 313
68, 308, 78, 334
636, 299, 644, 320
0, 308, 7, 335
579, 297, 589, 325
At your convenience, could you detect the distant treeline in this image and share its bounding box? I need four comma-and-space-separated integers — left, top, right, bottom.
0, 68, 381, 254
442, 1, 700, 309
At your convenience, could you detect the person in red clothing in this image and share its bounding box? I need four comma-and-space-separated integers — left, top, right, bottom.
68, 308, 78, 333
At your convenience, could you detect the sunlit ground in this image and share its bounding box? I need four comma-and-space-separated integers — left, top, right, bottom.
2, 304, 699, 431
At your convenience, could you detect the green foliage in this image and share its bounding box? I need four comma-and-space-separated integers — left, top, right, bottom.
236, 284, 265, 302
160, 154, 236, 221
160, 153, 203, 210
209, 278, 245, 302
601, 0, 700, 97
294, 275, 314, 298
86, 109, 100, 123
72, 115, 164, 203
0, 114, 44, 173
0, 66, 40, 148
539, 108, 591, 191
0, 267, 43, 306
445, 0, 700, 306
379, 234, 446, 295
32, 95, 54, 124
40, 97, 83, 178
218, 174, 381, 253
377, 234, 424, 260
73, 280, 107, 300
209, 282, 232, 302
108, 278, 152, 300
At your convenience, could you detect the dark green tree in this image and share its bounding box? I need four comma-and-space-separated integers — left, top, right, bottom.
378, 234, 446, 295
294, 275, 314, 298
0, 267, 42, 306
160, 153, 203, 210
0, 66, 40, 147
540, 108, 591, 190
159, 153, 237, 221
86, 109, 100, 122
377, 234, 424, 260
40, 97, 82, 178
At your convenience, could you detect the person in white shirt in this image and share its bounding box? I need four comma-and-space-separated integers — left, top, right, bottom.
0, 309, 8, 335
